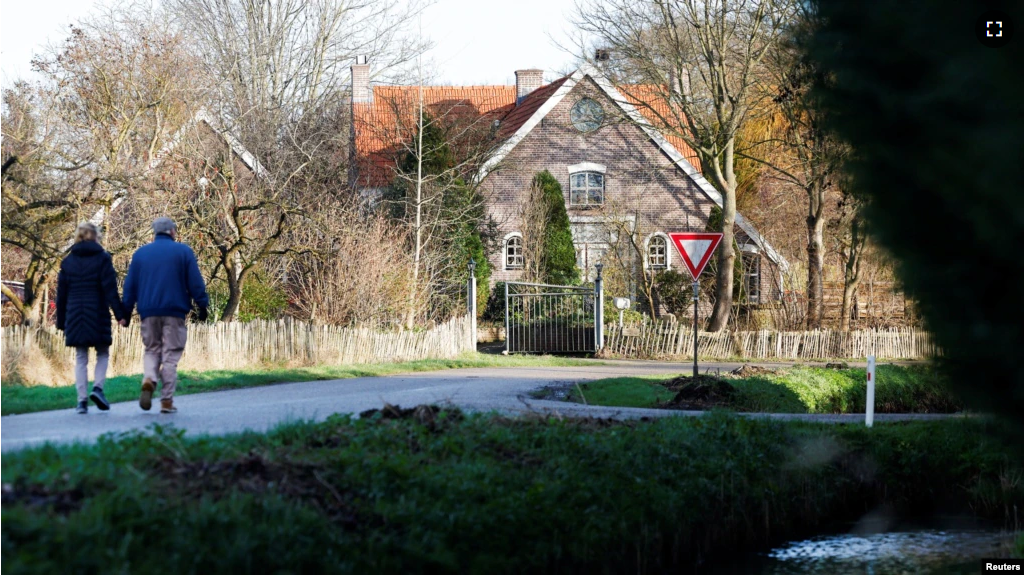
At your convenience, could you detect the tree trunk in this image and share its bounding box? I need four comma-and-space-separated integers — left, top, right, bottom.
1, 284, 32, 325
805, 184, 826, 329
2, 269, 49, 326
839, 215, 866, 331
708, 140, 737, 332
405, 78, 425, 330
221, 260, 243, 322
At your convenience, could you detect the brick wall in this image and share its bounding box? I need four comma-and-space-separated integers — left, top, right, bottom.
480, 77, 768, 296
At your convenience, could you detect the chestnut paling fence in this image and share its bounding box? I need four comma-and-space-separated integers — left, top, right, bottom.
2, 316, 475, 386
602, 321, 936, 360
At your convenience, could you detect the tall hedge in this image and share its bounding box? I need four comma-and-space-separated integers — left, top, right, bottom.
808, 0, 1024, 431
533, 171, 580, 285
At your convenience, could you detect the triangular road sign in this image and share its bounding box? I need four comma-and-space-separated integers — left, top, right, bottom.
669, 232, 723, 280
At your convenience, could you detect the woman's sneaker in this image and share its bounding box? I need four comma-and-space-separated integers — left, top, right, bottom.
76, 400, 88, 414
90, 387, 110, 411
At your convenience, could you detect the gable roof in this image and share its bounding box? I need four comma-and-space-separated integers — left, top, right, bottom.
352, 67, 787, 270
476, 65, 788, 271
351, 77, 698, 188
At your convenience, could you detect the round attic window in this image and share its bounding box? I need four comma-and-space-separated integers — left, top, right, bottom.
570, 98, 604, 133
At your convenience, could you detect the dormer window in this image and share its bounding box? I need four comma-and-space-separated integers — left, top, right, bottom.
568, 163, 607, 207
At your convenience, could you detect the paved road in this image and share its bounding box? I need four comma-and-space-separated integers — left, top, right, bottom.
1, 359, 954, 453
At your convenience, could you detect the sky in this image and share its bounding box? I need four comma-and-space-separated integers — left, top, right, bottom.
0, 0, 581, 87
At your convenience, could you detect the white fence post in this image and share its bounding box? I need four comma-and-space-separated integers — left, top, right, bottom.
866, 355, 876, 427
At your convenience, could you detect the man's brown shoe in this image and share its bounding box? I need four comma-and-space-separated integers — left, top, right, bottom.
160, 399, 177, 414
140, 378, 156, 411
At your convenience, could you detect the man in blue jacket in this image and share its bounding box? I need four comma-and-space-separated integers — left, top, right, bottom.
123, 217, 209, 413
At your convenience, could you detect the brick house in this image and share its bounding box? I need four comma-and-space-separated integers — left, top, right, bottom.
351, 62, 788, 307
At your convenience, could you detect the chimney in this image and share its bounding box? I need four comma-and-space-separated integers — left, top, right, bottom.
351, 55, 372, 103
515, 69, 543, 105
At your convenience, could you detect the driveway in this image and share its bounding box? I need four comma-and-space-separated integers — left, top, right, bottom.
0, 359, 952, 453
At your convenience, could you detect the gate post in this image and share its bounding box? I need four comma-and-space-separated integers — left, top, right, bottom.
594, 263, 604, 351
467, 259, 477, 350
504, 281, 510, 354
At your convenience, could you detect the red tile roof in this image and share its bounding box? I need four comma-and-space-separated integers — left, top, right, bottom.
352, 77, 701, 188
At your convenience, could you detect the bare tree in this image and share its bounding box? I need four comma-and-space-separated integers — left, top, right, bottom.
1, 83, 84, 324
166, 0, 426, 123
156, 0, 427, 321
743, 5, 848, 328
833, 191, 867, 331
1, 6, 200, 323
572, 0, 795, 330
366, 85, 503, 327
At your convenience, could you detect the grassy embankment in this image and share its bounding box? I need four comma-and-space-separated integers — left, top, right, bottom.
563, 364, 962, 413
1, 353, 598, 415
2, 412, 1020, 573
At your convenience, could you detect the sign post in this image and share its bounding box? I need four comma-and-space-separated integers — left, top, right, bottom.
669, 232, 723, 379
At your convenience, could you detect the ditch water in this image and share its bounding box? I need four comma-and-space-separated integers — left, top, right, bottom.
714, 518, 1019, 574
753, 529, 1012, 574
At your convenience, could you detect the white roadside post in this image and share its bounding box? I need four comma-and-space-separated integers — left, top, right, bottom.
866, 355, 876, 427
467, 259, 477, 350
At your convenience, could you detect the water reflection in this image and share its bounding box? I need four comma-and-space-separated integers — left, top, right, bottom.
760, 529, 1011, 574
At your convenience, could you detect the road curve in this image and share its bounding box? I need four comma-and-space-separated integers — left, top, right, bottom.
0, 359, 956, 453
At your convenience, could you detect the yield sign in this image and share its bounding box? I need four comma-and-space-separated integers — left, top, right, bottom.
669, 232, 723, 280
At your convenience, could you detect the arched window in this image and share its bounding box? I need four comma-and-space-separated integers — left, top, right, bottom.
505, 234, 524, 270
646, 234, 669, 270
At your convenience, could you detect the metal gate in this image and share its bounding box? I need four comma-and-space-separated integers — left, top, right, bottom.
504, 274, 604, 354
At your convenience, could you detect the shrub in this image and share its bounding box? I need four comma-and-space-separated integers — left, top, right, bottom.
809, 0, 1024, 438
2, 415, 1020, 573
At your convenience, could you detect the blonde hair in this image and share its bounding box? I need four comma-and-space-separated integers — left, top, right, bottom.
74, 221, 101, 244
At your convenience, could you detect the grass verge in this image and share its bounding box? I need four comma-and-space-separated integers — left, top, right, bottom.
1, 353, 598, 415
2, 413, 1019, 573
564, 364, 962, 413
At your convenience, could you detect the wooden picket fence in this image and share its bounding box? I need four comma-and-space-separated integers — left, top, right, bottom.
1, 316, 474, 386
602, 320, 936, 360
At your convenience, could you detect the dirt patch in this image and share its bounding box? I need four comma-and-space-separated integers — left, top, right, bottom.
2, 481, 86, 515
153, 450, 363, 527
730, 364, 780, 377
658, 375, 740, 410
359, 403, 464, 430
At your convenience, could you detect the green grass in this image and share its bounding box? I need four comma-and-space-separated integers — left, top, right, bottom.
1, 353, 599, 415
567, 364, 962, 413
2, 414, 1019, 573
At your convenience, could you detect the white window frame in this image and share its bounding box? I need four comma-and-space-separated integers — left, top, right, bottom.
568, 164, 607, 207
644, 232, 671, 271
742, 249, 761, 304
504, 233, 524, 270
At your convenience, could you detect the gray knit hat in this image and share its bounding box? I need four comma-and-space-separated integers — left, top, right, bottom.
152, 217, 177, 235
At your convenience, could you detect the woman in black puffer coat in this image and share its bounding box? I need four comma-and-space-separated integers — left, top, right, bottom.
56, 222, 128, 414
